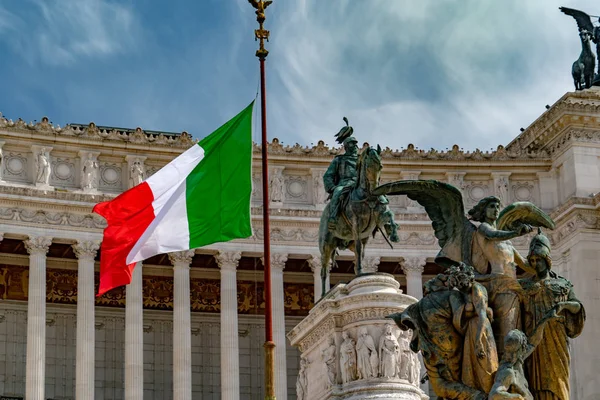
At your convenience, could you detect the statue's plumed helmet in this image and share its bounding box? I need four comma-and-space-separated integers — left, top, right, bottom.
529, 227, 551, 254
343, 136, 358, 145
335, 116, 354, 144
528, 227, 552, 269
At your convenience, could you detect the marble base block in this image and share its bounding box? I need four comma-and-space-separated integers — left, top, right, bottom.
288, 273, 428, 400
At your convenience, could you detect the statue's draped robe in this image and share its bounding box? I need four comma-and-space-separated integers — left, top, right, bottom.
356, 334, 377, 379
460, 282, 498, 393
340, 338, 357, 383
402, 290, 485, 400
378, 334, 398, 378
520, 276, 585, 400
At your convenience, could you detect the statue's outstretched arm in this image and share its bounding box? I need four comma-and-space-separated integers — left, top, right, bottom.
513, 249, 536, 275
477, 222, 520, 241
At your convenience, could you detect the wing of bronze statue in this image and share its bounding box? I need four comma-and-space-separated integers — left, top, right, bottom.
373, 180, 475, 268
496, 202, 556, 232
560, 7, 595, 33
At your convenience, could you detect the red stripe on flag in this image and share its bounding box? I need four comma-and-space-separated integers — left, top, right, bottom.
93, 182, 155, 296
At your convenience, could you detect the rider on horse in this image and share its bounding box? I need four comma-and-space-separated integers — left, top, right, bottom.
323, 121, 359, 230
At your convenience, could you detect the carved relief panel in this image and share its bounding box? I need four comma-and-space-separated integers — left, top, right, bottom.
50, 156, 77, 188
285, 174, 309, 204
98, 162, 123, 192
511, 180, 537, 204
3, 151, 29, 183
463, 180, 490, 209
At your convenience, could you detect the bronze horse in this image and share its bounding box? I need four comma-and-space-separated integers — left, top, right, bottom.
318, 145, 399, 298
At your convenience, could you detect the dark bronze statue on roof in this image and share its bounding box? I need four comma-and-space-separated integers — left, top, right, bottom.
560, 7, 600, 89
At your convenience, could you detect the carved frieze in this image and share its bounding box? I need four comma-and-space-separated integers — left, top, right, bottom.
0, 207, 106, 229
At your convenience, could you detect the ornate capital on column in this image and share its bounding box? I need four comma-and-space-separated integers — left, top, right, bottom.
264, 253, 288, 271
25, 235, 52, 255
308, 254, 322, 272
72, 240, 100, 260
215, 251, 242, 270
168, 250, 195, 266
401, 256, 426, 276
362, 256, 381, 273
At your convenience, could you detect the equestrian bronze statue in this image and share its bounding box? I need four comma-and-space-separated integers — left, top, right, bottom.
318, 118, 399, 298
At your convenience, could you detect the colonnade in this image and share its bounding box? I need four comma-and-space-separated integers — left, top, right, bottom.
16, 234, 426, 399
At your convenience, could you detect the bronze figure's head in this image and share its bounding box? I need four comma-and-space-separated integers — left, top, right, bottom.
468, 196, 502, 223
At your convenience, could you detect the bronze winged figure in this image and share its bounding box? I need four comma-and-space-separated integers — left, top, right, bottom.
560, 7, 599, 89
373, 179, 555, 355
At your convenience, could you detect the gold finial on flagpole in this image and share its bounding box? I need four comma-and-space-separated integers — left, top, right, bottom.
249, 0, 272, 59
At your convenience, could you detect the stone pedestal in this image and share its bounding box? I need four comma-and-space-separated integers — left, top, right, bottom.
288, 273, 427, 400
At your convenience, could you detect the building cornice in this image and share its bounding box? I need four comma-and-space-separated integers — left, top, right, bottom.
0, 114, 553, 164
0, 115, 195, 150
506, 88, 600, 153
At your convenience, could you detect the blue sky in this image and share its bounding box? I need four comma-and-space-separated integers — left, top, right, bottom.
0, 0, 598, 150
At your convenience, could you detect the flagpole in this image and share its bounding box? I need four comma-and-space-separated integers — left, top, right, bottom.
249, 1, 276, 399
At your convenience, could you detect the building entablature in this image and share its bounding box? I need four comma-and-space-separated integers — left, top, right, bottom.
507, 88, 600, 154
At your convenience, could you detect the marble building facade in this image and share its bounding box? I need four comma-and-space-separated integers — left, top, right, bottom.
0, 88, 598, 399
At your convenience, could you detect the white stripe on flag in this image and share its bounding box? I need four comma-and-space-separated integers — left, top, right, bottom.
126, 144, 205, 264
145, 144, 205, 217
127, 180, 191, 263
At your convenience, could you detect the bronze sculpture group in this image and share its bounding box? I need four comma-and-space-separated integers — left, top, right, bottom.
318, 120, 585, 399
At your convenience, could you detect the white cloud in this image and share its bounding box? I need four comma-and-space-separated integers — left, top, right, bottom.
1, 0, 141, 66
266, 0, 600, 150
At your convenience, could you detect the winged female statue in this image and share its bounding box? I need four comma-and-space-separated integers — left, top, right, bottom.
373, 180, 555, 356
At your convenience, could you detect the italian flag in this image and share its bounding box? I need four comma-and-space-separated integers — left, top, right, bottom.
94, 102, 254, 295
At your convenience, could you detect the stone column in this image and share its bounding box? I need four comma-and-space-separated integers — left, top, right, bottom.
24, 235, 52, 400
215, 251, 242, 400
73, 240, 100, 400
125, 262, 143, 400
169, 250, 195, 400
269, 253, 288, 400
401, 256, 426, 299
362, 256, 381, 274
308, 255, 329, 302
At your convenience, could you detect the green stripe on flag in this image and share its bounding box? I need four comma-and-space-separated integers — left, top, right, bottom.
186, 101, 254, 248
